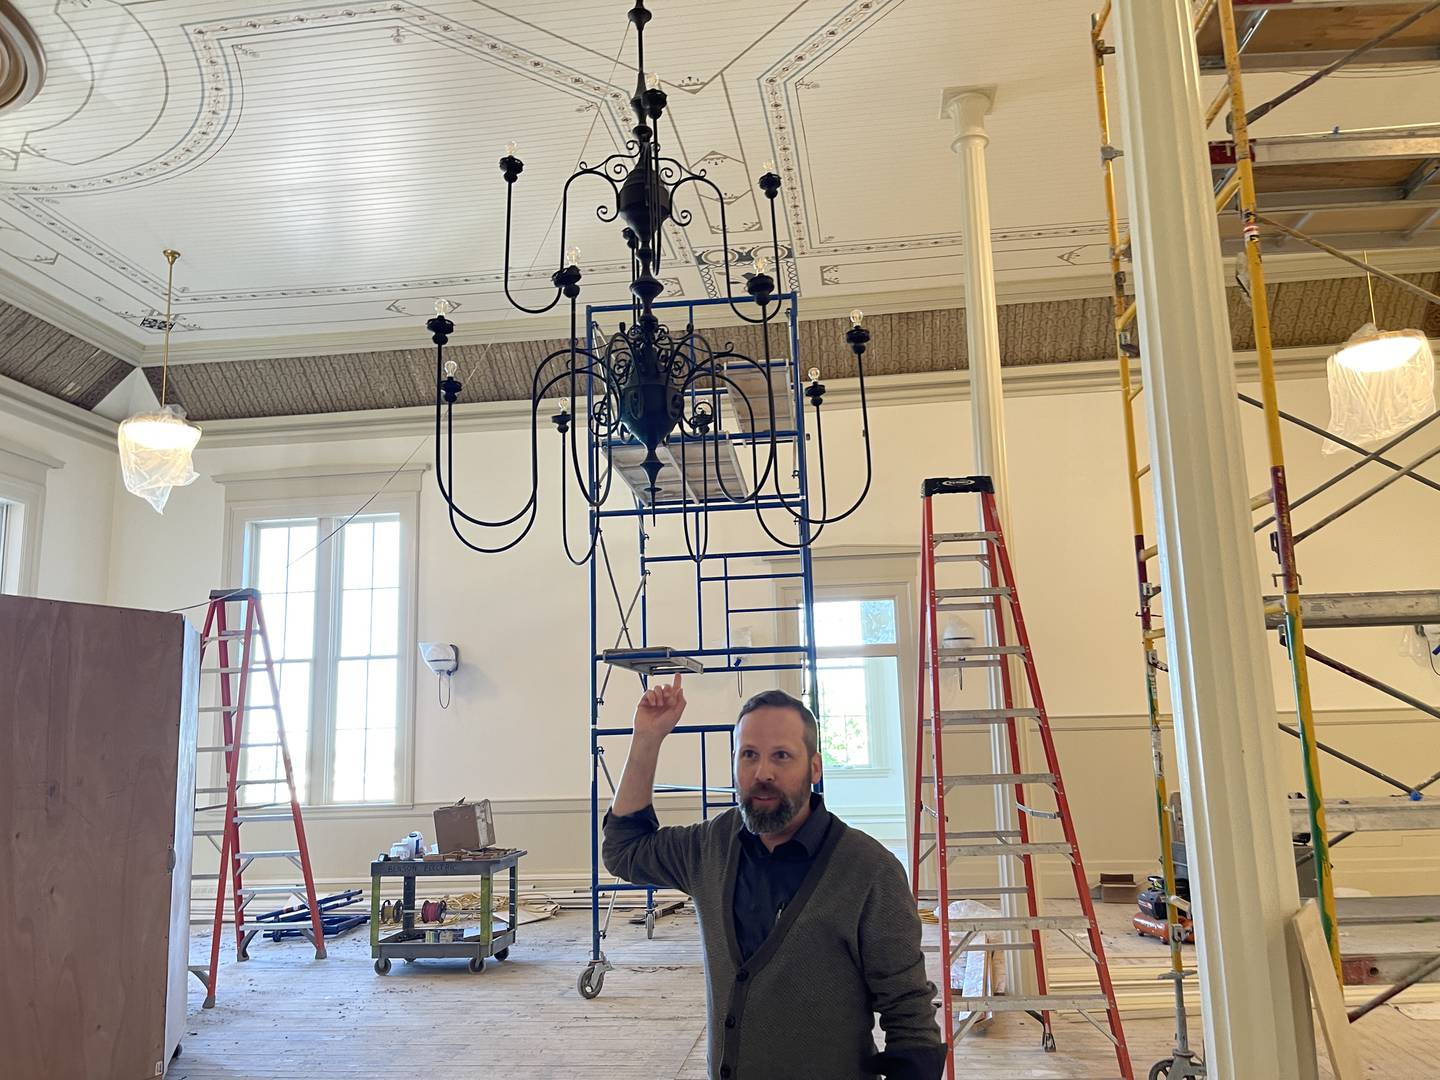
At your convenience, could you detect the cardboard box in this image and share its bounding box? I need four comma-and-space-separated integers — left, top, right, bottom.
1091, 872, 1140, 904
433, 798, 496, 854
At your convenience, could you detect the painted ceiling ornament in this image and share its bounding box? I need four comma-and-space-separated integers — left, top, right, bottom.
118, 249, 201, 513
427, 0, 876, 564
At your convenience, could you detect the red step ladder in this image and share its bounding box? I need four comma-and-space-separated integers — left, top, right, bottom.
909, 478, 1132, 1079
189, 588, 325, 1008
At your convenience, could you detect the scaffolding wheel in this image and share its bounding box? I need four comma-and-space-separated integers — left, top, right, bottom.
494, 947, 510, 962
646, 910, 657, 939
374, 958, 391, 975
1041, 1030, 1056, 1053
1148, 1062, 1172, 1080
578, 963, 605, 999
469, 957, 485, 973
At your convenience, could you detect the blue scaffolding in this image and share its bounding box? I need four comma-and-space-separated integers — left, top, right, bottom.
577, 293, 820, 999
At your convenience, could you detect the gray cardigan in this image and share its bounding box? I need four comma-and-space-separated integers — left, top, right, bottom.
603, 806, 943, 1080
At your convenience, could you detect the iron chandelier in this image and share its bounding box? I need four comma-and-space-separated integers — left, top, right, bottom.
427, 0, 875, 563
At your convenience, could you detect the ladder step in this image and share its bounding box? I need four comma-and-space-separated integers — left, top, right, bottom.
921, 830, 1022, 841
949, 915, 1093, 932
952, 994, 1110, 1013
916, 886, 1031, 901
240, 885, 312, 897
934, 587, 1011, 600
234, 813, 295, 823
938, 708, 1042, 727
236, 850, 301, 860
933, 531, 999, 544
198, 741, 281, 753
936, 602, 997, 612
201, 667, 263, 675
944, 772, 1057, 787
202, 631, 248, 642
924, 941, 1037, 956
947, 842, 1073, 858
934, 553, 989, 563
938, 645, 1028, 658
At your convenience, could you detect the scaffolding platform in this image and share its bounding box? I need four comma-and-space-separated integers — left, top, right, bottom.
610, 436, 749, 507
1212, 126, 1440, 250
724, 361, 795, 434
1194, 1, 1440, 72
1289, 796, 1440, 832
600, 647, 706, 676
1263, 590, 1440, 629
1337, 895, 1440, 926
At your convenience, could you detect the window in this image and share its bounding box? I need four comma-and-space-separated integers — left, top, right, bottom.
241, 513, 404, 804
810, 598, 902, 770
0, 438, 54, 596
218, 463, 425, 807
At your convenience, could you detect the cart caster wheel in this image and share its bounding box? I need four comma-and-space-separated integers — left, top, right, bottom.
494, 947, 510, 962
577, 964, 605, 999
469, 956, 486, 973
374, 958, 392, 975
1148, 1061, 1173, 1080
646, 911, 656, 940
171, 1044, 183, 1060
403, 957, 415, 964
1041, 1031, 1056, 1052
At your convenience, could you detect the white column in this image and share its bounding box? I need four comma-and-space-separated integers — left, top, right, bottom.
1113, 2, 1318, 1075
941, 85, 1033, 995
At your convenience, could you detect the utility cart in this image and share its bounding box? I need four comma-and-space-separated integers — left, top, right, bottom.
369, 849, 525, 974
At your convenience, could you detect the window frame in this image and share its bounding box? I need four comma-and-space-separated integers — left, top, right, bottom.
218, 465, 425, 808
0, 437, 58, 597
775, 551, 918, 783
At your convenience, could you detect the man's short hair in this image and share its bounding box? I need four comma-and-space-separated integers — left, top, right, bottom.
736, 689, 819, 759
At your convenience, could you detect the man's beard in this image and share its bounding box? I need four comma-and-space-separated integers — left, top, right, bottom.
739, 783, 807, 835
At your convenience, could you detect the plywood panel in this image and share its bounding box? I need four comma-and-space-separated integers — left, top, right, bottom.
0, 596, 196, 1080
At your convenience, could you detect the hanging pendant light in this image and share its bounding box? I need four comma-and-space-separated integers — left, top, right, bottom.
118, 249, 202, 512
1323, 253, 1435, 454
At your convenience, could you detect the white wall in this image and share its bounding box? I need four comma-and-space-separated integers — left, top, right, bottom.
31, 361, 1440, 900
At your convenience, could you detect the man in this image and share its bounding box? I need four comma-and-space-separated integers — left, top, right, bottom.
603, 676, 945, 1080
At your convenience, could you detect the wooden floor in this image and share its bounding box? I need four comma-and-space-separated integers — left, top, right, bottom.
172, 906, 1430, 1079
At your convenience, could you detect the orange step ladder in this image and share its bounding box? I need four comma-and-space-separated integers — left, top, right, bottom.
910, 477, 1133, 1079
188, 588, 325, 1008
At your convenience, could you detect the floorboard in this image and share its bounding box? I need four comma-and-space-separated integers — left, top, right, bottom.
170, 905, 1432, 1079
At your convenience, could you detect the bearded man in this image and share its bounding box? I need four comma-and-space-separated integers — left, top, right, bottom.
603, 678, 945, 1080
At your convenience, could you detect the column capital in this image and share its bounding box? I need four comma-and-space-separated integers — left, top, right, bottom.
940, 85, 997, 151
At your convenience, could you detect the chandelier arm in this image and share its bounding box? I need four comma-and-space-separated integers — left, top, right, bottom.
535, 357, 620, 509
675, 430, 714, 565
446, 497, 540, 554
769, 356, 876, 528
668, 174, 779, 326
558, 432, 603, 567
433, 346, 540, 528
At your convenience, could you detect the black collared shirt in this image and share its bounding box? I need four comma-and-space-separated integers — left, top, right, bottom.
732, 792, 831, 961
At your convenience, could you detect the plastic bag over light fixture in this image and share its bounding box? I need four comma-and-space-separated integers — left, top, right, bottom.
120, 249, 201, 512
1323, 254, 1436, 454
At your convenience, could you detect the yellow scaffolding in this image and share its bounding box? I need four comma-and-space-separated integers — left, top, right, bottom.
1091, 0, 1440, 1010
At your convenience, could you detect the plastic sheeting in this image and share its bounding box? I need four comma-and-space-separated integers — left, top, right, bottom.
937, 899, 1007, 1026
1323, 324, 1435, 454
117, 404, 201, 513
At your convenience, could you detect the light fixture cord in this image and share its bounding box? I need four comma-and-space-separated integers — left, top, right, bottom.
161, 249, 180, 406
1364, 247, 1378, 328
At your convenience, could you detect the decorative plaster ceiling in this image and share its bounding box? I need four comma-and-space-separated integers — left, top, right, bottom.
0, 0, 1436, 389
